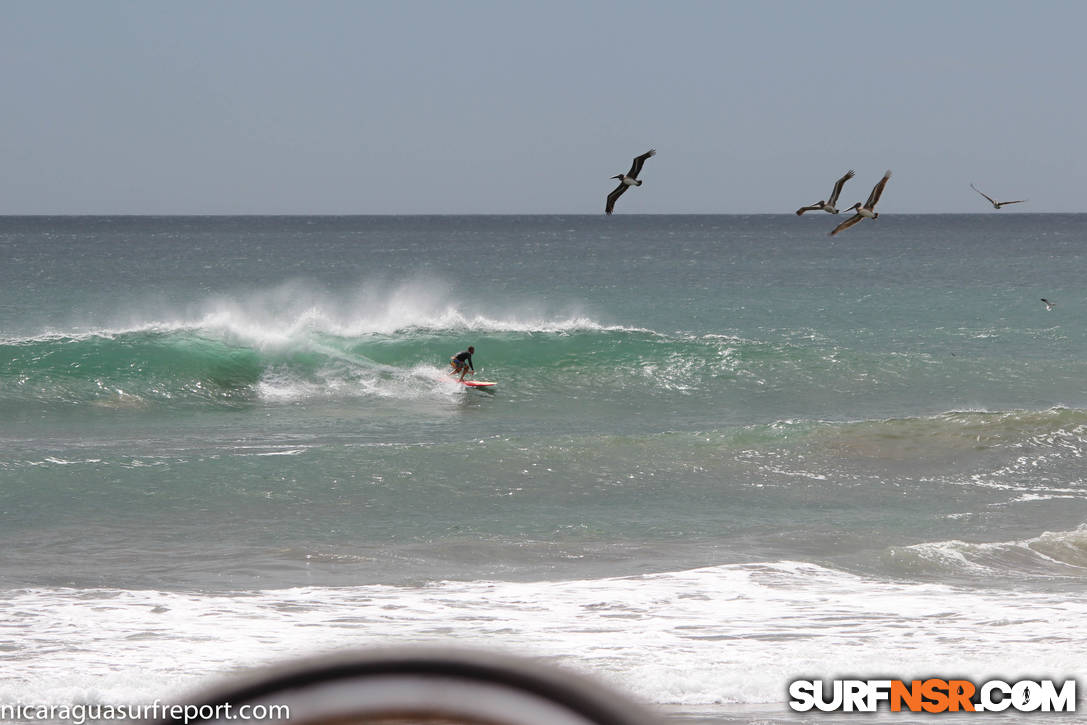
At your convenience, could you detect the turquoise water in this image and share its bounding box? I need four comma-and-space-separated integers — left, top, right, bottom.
2, 215, 1085, 719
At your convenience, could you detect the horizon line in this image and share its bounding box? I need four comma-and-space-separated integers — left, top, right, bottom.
0, 211, 1076, 218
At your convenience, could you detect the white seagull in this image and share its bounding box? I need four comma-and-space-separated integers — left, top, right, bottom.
1041, 298, 1055, 311
796, 170, 855, 215
971, 183, 1027, 209
829, 170, 892, 236
606, 149, 656, 214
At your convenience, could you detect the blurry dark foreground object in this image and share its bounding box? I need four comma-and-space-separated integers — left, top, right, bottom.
148, 647, 660, 725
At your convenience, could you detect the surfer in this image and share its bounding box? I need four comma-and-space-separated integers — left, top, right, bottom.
449, 346, 475, 381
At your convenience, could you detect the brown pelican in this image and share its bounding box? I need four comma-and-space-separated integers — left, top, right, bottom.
796, 170, 855, 215
829, 170, 892, 236
971, 184, 1027, 209
605, 149, 656, 214
1041, 298, 1055, 311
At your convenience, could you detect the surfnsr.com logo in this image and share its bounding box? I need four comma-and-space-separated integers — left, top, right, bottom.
789, 678, 1078, 713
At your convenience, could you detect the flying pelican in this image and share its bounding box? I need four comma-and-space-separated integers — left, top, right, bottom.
829, 170, 892, 236
971, 184, 1027, 209
1041, 298, 1055, 311
605, 149, 656, 214
796, 170, 855, 215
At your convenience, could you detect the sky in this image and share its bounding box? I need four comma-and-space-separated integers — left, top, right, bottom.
2, 0, 1085, 215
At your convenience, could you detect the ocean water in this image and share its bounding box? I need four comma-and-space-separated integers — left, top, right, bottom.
1, 214, 1086, 722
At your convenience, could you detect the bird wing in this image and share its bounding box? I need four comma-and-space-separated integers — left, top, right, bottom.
866, 170, 892, 208
829, 213, 864, 236
997, 199, 1027, 207
605, 182, 629, 214
795, 204, 822, 215
970, 184, 998, 206
828, 169, 855, 205
628, 149, 656, 178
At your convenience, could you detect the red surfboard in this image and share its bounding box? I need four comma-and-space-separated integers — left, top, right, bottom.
458, 379, 496, 388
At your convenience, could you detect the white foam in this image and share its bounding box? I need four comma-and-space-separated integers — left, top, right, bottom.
254, 362, 463, 404
27, 457, 103, 467
3, 561, 1085, 710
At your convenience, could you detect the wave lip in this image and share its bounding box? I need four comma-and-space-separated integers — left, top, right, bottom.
885, 525, 1087, 580
0, 312, 628, 348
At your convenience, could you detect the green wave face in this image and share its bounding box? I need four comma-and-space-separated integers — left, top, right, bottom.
2, 331, 266, 407
0, 322, 825, 411
4, 309, 1086, 439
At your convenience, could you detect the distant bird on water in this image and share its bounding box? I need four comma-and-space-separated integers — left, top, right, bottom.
605, 149, 656, 214
971, 183, 1027, 209
1041, 298, 1055, 311
829, 170, 892, 236
796, 169, 855, 215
